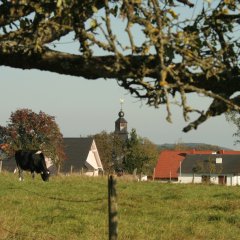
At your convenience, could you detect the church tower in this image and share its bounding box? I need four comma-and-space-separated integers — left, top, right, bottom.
114, 99, 128, 141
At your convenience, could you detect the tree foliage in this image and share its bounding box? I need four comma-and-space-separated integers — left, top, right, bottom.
93, 129, 158, 174
1, 1, 240, 131
226, 111, 240, 145
125, 129, 159, 174
4, 108, 66, 166
0, 126, 7, 144
92, 131, 125, 171
173, 140, 221, 151
194, 156, 223, 176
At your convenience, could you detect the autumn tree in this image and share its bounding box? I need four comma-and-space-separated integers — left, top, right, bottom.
124, 129, 159, 175
0, 126, 7, 144
4, 108, 66, 167
1, 1, 240, 131
0, 126, 10, 157
0, 136, 8, 172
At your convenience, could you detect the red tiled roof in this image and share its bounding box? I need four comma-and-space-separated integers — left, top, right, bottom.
154, 150, 240, 179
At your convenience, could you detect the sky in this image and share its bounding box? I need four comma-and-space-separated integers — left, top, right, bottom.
0, 66, 238, 150
1, 0, 239, 150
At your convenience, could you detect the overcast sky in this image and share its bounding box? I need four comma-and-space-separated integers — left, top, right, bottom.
0, 66, 238, 150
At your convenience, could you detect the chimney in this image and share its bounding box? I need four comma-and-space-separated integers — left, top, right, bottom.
217, 150, 224, 154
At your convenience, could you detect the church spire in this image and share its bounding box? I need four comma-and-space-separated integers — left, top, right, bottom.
114, 99, 128, 141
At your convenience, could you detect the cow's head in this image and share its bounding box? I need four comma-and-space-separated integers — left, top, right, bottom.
41, 171, 50, 181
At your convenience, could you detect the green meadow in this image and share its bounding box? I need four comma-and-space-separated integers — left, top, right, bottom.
1, 173, 240, 240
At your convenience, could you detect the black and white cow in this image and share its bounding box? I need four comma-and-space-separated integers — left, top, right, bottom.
15, 150, 50, 181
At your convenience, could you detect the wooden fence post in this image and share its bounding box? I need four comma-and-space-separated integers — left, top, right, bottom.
108, 175, 118, 240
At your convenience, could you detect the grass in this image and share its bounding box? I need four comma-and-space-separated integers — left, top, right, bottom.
1, 173, 240, 239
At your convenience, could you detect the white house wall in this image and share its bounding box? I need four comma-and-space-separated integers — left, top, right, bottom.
91, 140, 103, 170
179, 174, 220, 184
179, 174, 240, 186
209, 176, 218, 185
84, 140, 104, 177
86, 150, 99, 170
179, 174, 202, 184
228, 175, 240, 186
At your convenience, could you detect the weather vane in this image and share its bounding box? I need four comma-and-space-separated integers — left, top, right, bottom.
120, 98, 124, 110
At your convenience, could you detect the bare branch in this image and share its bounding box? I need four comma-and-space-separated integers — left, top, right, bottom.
183, 96, 240, 132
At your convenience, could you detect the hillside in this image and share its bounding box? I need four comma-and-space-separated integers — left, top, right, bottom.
157, 143, 232, 151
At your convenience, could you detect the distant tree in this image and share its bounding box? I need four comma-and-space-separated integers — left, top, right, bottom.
173, 138, 222, 151
93, 131, 125, 172
0, 126, 7, 144
94, 129, 158, 175
193, 156, 223, 183
226, 111, 240, 146
176, 143, 221, 151
158, 141, 222, 151
5, 109, 66, 167
0, 126, 11, 158
193, 145, 221, 151
174, 139, 191, 151
139, 138, 159, 175
125, 129, 159, 175
0, 140, 7, 173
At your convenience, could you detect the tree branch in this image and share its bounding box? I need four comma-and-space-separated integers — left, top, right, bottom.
183, 96, 240, 132
0, 47, 157, 79
176, 0, 194, 7
0, 2, 33, 27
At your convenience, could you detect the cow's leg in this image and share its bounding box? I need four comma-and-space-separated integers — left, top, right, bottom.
18, 168, 24, 181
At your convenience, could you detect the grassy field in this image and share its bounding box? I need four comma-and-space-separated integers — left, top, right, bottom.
1, 173, 240, 240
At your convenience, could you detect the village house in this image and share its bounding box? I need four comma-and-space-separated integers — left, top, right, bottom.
61, 137, 103, 176
179, 153, 240, 186
154, 150, 211, 182
154, 150, 240, 186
